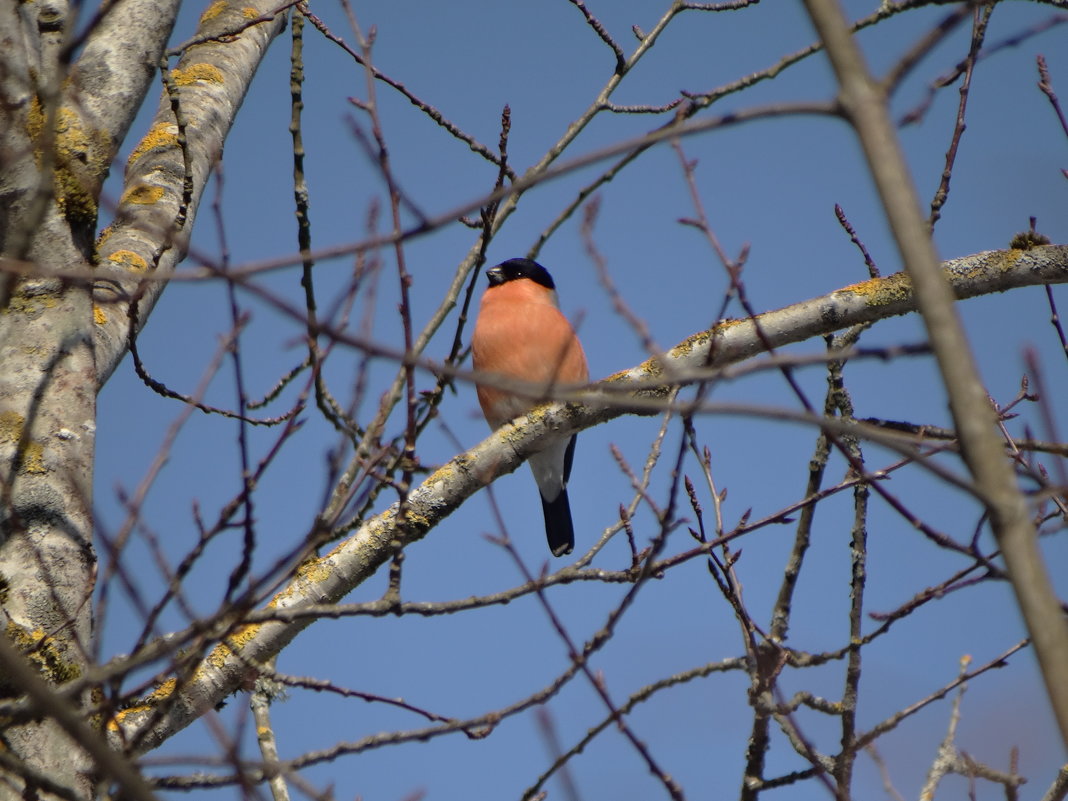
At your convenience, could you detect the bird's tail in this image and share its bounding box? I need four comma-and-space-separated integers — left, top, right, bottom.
540, 489, 575, 557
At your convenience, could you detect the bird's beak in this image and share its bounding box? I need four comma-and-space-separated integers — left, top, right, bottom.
486, 266, 504, 286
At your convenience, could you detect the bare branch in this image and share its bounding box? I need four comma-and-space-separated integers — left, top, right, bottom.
802, 0, 1068, 748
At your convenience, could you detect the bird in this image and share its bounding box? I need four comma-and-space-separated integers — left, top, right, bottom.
471, 257, 589, 557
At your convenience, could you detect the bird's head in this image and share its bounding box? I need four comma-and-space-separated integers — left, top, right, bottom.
486, 258, 556, 290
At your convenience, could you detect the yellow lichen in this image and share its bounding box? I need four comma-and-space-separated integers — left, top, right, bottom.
126, 123, 179, 167
120, 184, 165, 205
2, 290, 59, 316
0, 411, 48, 474
295, 556, 332, 584
3, 622, 81, 688
95, 223, 115, 253
54, 107, 108, 224
0, 411, 24, 443
172, 63, 225, 86
954, 263, 986, 282
241, 6, 259, 17
19, 441, 46, 474
107, 678, 178, 731
399, 508, 430, 529
673, 328, 716, 357
837, 271, 912, 306
199, 0, 227, 22
26, 99, 110, 227
203, 624, 261, 671
425, 461, 458, 486
107, 249, 149, 272
107, 710, 135, 732
637, 356, 665, 380
149, 677, 178, 700
93, 304, 107, 325
26, 94, 44, 142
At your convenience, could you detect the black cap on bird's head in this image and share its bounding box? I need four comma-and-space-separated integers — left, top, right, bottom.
486, 258, 556, 291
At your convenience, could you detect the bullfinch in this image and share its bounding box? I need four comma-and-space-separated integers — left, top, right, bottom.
471, 258, 589, 556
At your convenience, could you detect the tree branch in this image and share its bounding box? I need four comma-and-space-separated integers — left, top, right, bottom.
92, 0, 288, 385
107, 243, 1068, 752
802, 0, 1068, 749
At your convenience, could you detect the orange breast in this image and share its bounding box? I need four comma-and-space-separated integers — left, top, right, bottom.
472, 281, 589, 429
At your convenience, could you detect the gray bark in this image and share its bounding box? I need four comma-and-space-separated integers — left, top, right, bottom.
0, 0, 282, 795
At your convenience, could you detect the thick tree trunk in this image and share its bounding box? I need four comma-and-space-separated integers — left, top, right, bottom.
0, 0, 285, 789
0, 0, 99, 791
0, 281, 97, 797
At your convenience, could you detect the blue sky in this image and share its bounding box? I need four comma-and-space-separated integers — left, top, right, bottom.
94, 1, 1067, 799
